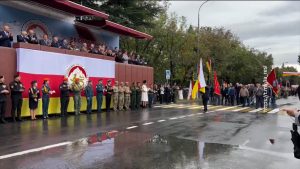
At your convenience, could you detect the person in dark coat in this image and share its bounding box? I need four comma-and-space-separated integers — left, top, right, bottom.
51, 36, 60, 48
10, 74, 25, 122
39, 34, 51, 46
27, 29, 38, 44
0, 75, 9, 123
130, 82, 137, 110
165, 84, 171, 104
235, 83, 241, 105
202, 86, 210, 112
89, 43, 100, 54
0, 25, 13, 47
96, 79, 104, 113
29, 80, 40, 120
17, 31, 29, 43
85, 80, 94, 114
61, 39, 69, 49
42, 78, 54, 119
59, 77, 70, 117
105, 80, 113, 112
228, 84, 236, 106
136, 82, 142, 109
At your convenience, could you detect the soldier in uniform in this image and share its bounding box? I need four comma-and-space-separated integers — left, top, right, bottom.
42, 78, 55, 119
124, 82, 131, 110
130, 82, 137, 110
118, 82, 125, 111
59, 77, 70, 117
85, 80, 93, 114
0, 76, 9, 123
96, 79, 104, 113
10, 74, 25, 122
112, 81, 119, 111
136, 82, 142, 110
71, 78, 83, 115
105, 80, 113, 112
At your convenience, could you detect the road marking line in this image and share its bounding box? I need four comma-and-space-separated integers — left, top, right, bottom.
169, 117, 178, 120
249, 108, 263, 113
126, 126, 138, 129
178, 115, 186, 119
196, 113, 203, 115
216, 106, 237, 111
0, 141, 72, 160
239, 146, 293, 159
187, 114, 195, 117
267, 108, 280, 114
233, 107, 249, 112
143, 122, 154, 126
157, 119, 166, 122
242, 139, 250, 146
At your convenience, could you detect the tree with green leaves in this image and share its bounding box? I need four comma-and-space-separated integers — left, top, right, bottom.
77, 1, 274, 85
73, 0, 166, 29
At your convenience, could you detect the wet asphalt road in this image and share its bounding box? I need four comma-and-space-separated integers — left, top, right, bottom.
0, 97, 300, 169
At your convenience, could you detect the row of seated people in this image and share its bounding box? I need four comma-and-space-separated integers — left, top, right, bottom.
0, 25, 148, 65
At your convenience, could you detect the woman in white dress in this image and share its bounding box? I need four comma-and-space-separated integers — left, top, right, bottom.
178, 85, 183, 100
141, 80, 148, 107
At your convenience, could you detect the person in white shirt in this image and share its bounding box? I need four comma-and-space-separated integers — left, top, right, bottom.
141, 80, 148, 107
160, 85, 164, 104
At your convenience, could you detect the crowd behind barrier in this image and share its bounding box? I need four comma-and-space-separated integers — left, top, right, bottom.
0, 25, 148, 65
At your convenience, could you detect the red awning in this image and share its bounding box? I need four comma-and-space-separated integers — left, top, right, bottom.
30, 0, 152, 40
78, 20, 153, 40
31, 0, 109, 19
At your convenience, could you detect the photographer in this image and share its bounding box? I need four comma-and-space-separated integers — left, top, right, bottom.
281, 108, 300, 159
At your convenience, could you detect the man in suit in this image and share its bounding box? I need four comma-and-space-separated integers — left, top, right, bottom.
61, 39, 69, 49
17, 31, 29, 43
39, 34, 51, 46
51, 36, 60, 48
27, 29, 38, 44
89, 44, 99, 54
0, 25, 13, 47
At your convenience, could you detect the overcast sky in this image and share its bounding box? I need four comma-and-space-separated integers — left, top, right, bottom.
168, 1, 300, 69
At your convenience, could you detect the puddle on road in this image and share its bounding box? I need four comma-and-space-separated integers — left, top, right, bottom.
0, 131, 298, 169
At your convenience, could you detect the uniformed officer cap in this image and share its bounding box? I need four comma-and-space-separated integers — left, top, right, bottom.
31, 80, 37, 85
14, 74, 20, 78
98, 79, 103, 82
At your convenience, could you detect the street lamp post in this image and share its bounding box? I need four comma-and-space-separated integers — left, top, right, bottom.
197, 0, 209, 59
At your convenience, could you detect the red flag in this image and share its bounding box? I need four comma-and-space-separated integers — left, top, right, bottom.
214, 71, 221, 96
267, 69, 278, 95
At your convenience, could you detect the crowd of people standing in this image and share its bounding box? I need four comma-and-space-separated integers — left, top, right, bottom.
0, 25, 148, 66
208, 82, 277, 109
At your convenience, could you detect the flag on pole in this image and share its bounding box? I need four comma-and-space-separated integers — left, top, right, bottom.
206, 59, 211, 73
192, 80, 199, 99
198, 58, 207, 93
214, 71, 221, 96
188, 80, 193, 100
267, 69, 279, 95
